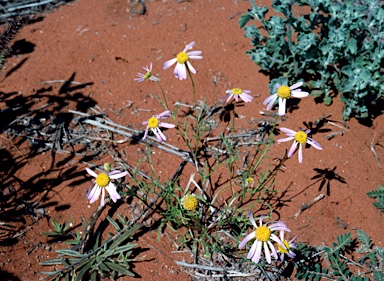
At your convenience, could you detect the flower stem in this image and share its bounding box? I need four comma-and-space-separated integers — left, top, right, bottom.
186, 67, 196, 107
155, 81, 169, 110
231, 102, 236, 136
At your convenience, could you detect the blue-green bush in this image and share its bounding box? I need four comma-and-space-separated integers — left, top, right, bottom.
239, 0, 384, 120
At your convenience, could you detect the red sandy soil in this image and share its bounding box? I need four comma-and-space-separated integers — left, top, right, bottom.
0, 0, 383, 280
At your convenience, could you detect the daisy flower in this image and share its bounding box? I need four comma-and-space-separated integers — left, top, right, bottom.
134, 62, 160, 83
277, 127, 323, 163
263, 82, 309, 116
142, 110, 176, 142
277, 231, 298, 262
239, 211, 290, 264
163, 41, 202, 80
86, 168, 128, 207
225, 88, 253, 104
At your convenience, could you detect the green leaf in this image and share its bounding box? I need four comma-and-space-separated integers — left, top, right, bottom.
374, 270, 384, 281
76, 261, 93, 281
105, 261, 135, 277
239, 13, 254, 28
55, 249, 86, 258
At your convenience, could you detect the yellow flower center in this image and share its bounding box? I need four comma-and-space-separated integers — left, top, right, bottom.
144, 71, 151, 79
255, 225, 271, 242
148, 116, 159, 129
278, 240, 290, 254
231, 88, 243, 95
182, 194, 198, 211
277, 85, 291, 99
176, 52, 189, 64
96, 173, 110, 188
294, 131, 308, 144
246, 177, 254, 183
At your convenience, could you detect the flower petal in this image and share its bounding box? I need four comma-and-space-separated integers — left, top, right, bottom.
263, 94, 277, 108
156, 127, 167, 141
252, 240, 262, 263
263, 242, 271, 264
288, 141, 298, 158
239, 232, 256, 249
240, 92, 253, 102
289, 81, 303, 90
142, 127, 149, 140
100, 188, 106, 206
307, 138, 323, 150
187, 50, 202, 57
277, 136, 294, 143
157, 110, 172, 118
159, 122, 176, 129
278, 98, 286, 116
298, 144, 303, 163
186, 61, 197, 74
183, 41, 195, 52
105, 183, 121, 202
109, 171, 128, 179
247, 240, 258, 259
163, 58, 177, 70
86, 168, 98, 178
89, 185, 102, 204
226, 94, 233, 104
249, 210, 258, 228
279, 127, 297, 135
291, 90, 309, 98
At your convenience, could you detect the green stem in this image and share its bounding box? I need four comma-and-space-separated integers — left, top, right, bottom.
231, 102, 236, 136
186, 66, 196, 107
155, 81, 170, 110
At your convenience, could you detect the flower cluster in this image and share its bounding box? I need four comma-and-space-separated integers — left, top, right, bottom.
239, 211, 297, 264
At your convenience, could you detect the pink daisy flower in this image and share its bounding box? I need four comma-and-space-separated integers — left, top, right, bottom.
163, 41, 202, 80
86, 168, 128, 207
142, 110, 176, 142
277, 127, 323, 163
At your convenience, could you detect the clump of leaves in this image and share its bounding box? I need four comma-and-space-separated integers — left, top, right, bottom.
41, 215, 140, 281
239, 0, 384, 121
294, 230, 384, 280
367, 183, 384, 213
0, 17, 27, 68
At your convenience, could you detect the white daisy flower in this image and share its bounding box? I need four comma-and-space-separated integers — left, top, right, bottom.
163, 41, 202, 80
277, 127, 323, 163
263, 82, 309, 116
225, 88, 253, 104
142, 110, 176, 142
86, 168, 128, 206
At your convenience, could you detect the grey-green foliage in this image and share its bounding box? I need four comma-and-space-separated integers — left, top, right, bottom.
239, 0, 384, 120
367, 183, 384, 212
40, 215, 140, 281
294, 230, 384, 280
0, 17, 27, 68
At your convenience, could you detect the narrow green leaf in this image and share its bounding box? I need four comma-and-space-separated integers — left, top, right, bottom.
55, 249, 86, 257
76, 261, 93, 281
105, 261, 135, 276
107, 215, 121, 231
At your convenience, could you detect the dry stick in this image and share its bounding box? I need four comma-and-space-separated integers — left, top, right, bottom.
80, 118, 194, 163
370, 132, 381, 167
175, 261, 258, 277
294, 194, 325, 219
327, 120, 349, 131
